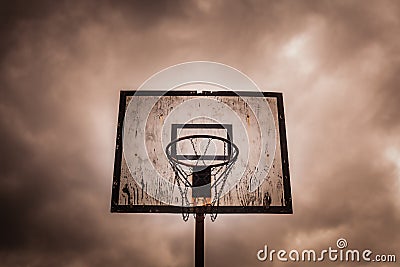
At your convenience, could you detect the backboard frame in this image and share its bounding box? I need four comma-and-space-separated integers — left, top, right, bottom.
111, 90, 292, 214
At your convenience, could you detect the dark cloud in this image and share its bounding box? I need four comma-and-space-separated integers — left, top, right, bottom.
1, 0, 399, 266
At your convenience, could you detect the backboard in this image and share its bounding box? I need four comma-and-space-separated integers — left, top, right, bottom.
111, 90, 292, 215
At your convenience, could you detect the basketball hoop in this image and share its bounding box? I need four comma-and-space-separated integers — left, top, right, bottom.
165, 134, 239, 221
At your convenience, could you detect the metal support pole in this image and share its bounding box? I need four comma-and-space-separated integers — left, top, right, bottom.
195, 213, 205, 267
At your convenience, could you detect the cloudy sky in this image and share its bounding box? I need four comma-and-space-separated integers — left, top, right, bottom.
1, 0, 400, 266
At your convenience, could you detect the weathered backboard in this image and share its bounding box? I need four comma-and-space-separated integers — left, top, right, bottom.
111, 91, 292, 214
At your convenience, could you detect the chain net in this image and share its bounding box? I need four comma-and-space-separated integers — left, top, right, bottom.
166, 135, 238, 222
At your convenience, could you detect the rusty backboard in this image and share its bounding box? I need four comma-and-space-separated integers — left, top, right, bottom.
111, 90, 292, 214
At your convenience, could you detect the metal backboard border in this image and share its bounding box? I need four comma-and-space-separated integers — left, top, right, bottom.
111, 90, 292, 214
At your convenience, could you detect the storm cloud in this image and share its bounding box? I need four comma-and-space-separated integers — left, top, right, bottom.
1, 0, 399, 266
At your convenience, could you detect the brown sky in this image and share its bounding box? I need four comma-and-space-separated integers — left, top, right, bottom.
1, 0, 400, 266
